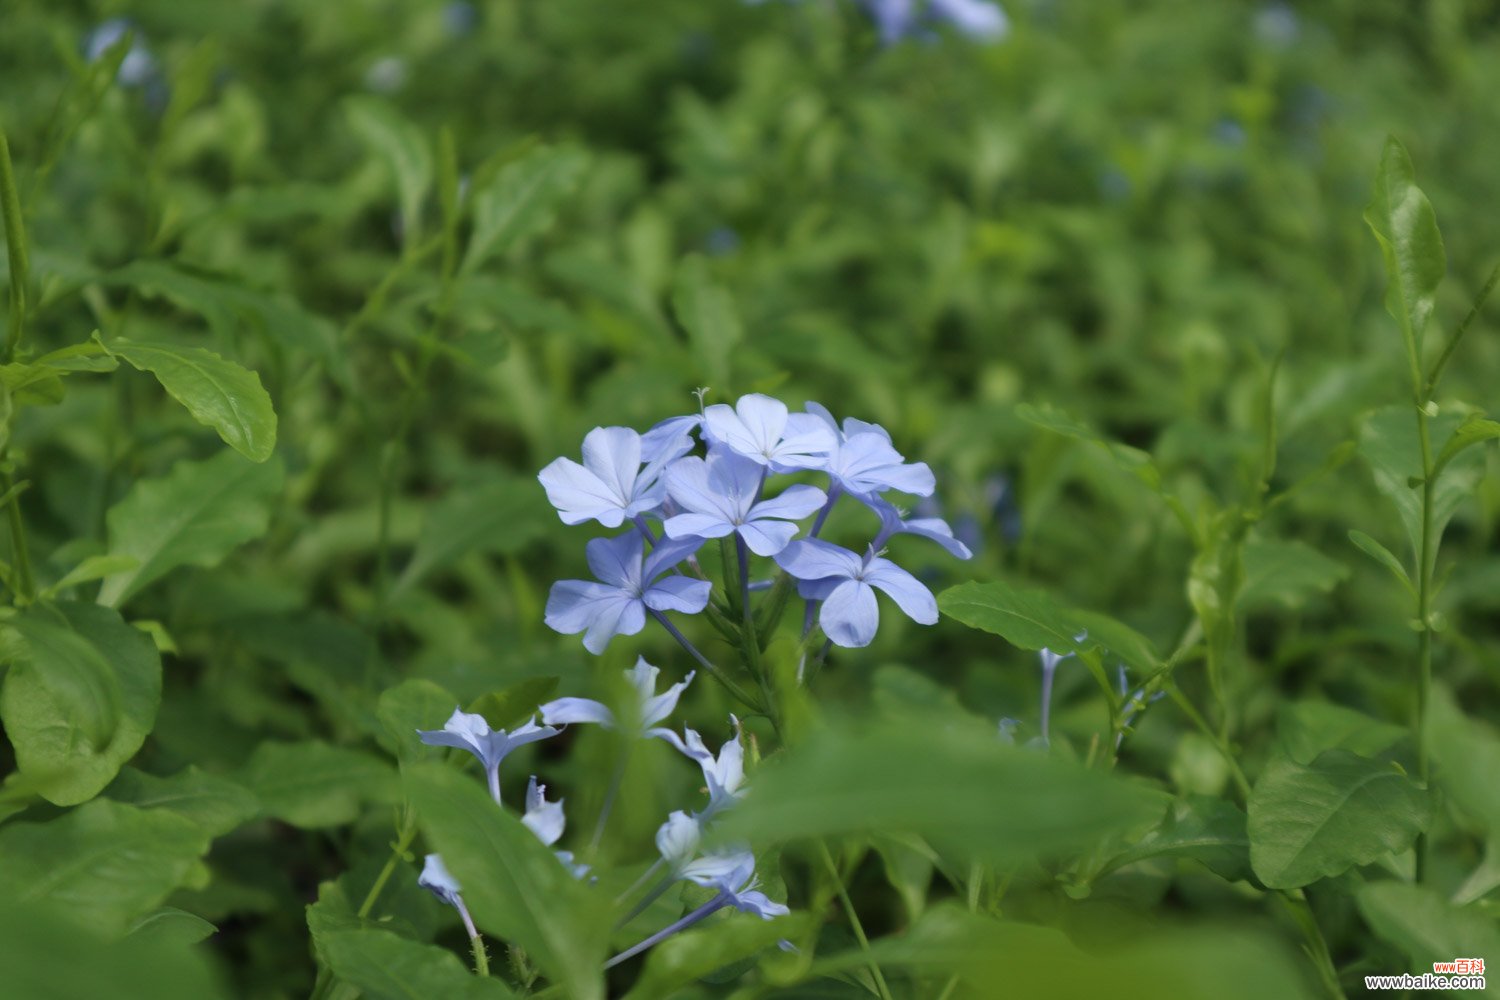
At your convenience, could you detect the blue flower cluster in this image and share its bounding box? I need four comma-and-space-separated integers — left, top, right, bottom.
414, 659, 787, 967
539, 393, 970, 660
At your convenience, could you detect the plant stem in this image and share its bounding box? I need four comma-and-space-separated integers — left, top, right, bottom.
589, 750, 628, 855
1413, 403, 1436, 884
819, 840, 894, 1000
0, 128, 29, 364
649, 609, 760, 709
605, 895, 729, 969
616, 870, 676, 929
357, 817, 418, 919
1165, 682, 1251, 801
3, 472, 34, 603
1277, 891, 1346, 1000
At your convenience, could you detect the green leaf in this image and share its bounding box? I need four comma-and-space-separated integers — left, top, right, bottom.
1238, 537, 1348, 610
319, 928, 518, 1000
43, 554, 138, 599
1359, 406, 1483, 566
1247, 750, 1430, 889
1347, 529, 1414, 594
107, 338, 278, 461
376, 678, 462, 766
392, 475, 550, 597
462, 146, 586, 273
939, 579, 1161, 673
106, 766, 260, 839
1357, 882, 1500, 989
0, 898, 227, 999
714, 724, 1167, 863
129, 906, 218, 947
346, 97, 433, 243
1016, 402, 1161, 489
1275, 701, 1408, 767
673, 254, 742, 388
405, 763, 610, 1000
1364, 136, 1446, 385
1433, 413, 1500, 476
622, 913, 806, 1000
0, 799, 209, 935
97, 449, 284, 607
239, 741, 397, 829
1427, 684, 1500, 835
1098, 795, 1251, 883
467, 676, 561, 731
0, 601, 162, 805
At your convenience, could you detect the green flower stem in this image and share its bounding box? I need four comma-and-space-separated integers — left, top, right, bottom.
649, 608, 760, 710
1413, 402, 1436, 884
0, 128, 29, 364
819, 840, 893, 1000
357, 814, 418, 920
615, 869, 677, 929
588, 748, 628, 856
1164, 681, 1251, 802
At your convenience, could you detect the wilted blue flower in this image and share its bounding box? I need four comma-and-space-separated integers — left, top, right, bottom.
545, 534, 710, 653
539, 426, 678, 528
84, 18, 157, 87
703, 394, 835, 472
659, 719, 746, 817
870, 498, 973, 560
418, 853, 480, 938
775, 539, 938, 648
805, 403, 935, 503
679, 850, 790, 920
664, 448, 826, 556
540, 657, 694, 739
417, 708, 560, 804
655, 809, 702, 869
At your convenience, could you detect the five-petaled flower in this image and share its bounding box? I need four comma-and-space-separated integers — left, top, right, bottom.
659, 718, 746, 819
545, 533, 710, 653
664, 448, 826, 556
870, 497, 973, 560
679, 849, 790, 920
775, 538, 938, 647
540, 657, 695, 740
539, 426, 681, 528
417, 708, 559, 805
703, 393, 835, 472
805, 403, 936, 504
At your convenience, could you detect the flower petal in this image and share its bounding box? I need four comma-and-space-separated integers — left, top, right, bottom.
641, 415, 701, 467
749, 483, 827, 523
540, 697, 615, 727
640, 669, 694, 728
521, 776, 566, 846
643, 535, 707, 581
774, 538, 862, 582
643, 575, 712, 614
769, 412, 837, 471
544, 580, 628, 636
580, 426, 642, 506
666, 455, 738, 521
865, 559, 939, 625
730, 888, 790, 920
663, 511, 735, 541
582, 596, 646, 654
585, 532, 644, 589
819, 579, 880, 647
704, 448, 764, 516
537, 457, 625, 527
902, 516, 974, 560
737, 519, 798, 557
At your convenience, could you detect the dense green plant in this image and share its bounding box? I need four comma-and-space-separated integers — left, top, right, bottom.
1, 2, 1498, 998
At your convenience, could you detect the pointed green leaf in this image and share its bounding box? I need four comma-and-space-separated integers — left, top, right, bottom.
0, 602, 162, 805
1357, 883, 1500, 981
129, 907, 218, 947
1364, 136, 1446, 384
1098, 795, 1251, 883
97, 449, 284, 608
1347, 529, 1413, 594
1248, 750, 1430, 888
346, 97, 433, 243
1427, 684, 1500, 835
376, 678, 462, 766
1275, 701, 1408, 767
319, 928, 518, 1000
1359, 406, 1483, 566
107, 338, 278, 461
0, 799, 209, 935
715, 724, 1167, 863
1238, 537, 1348, 610
462, 146, 586, 273
1433, 413, 1500, 476
405, 763, 610, 1000
939, 580, 1160, 673
106, 766, 260, 839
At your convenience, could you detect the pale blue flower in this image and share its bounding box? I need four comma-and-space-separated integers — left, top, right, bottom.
702, 394, 835, 473
539, 426, 680, 528
679, 850, 790, 920
870, 498, 973, 560
775, 539, 938, 648
805, 403, 935, 503
640, 415, 701, 466
664, 448, 826, 556
540, 657, 694, 739
545, 533, 710, 653
658, 718, 745, 817
419, 853, 480, 939
417, 708, 559, 804
84, 18, 157, 87
929, 0, 1009, 39
522, 776, 591, 879
655, 809, 702, 869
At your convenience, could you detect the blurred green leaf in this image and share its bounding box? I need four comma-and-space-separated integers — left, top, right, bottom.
1248, 750, 1429, 888
940, 579, 1161, 672
0, 898, 227, 999
1098, 795, 1251, 883
1359, 406, 1482, 565
716, 724, 1167, 863
1433, 413, 1500, 475
1275, 701, 1408, 767
393, 475, 549, 597
106, 765, 260, 839
107, 338, 278, 461
1238, 537, 1347, 610
0, 799, 209, 936
463, 146, 586, 273
319, 928, 518, 1000
405, 763, 610, 1000
97, 449, 283, 607
1347, 529, 1413, 594
129, 906, 218, 947
1364, 136, 1446, 383
376, 678, 461, 765
346, 97, 433, 243
622, 913, 805, 1000
239, 741, 397, 829
1357, 883, 1500, 988
0, 601, 161, 805
673, 254, 742, 389
467, 676, 560, 731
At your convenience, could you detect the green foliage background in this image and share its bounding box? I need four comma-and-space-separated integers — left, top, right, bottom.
1, 1, 1499, 997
